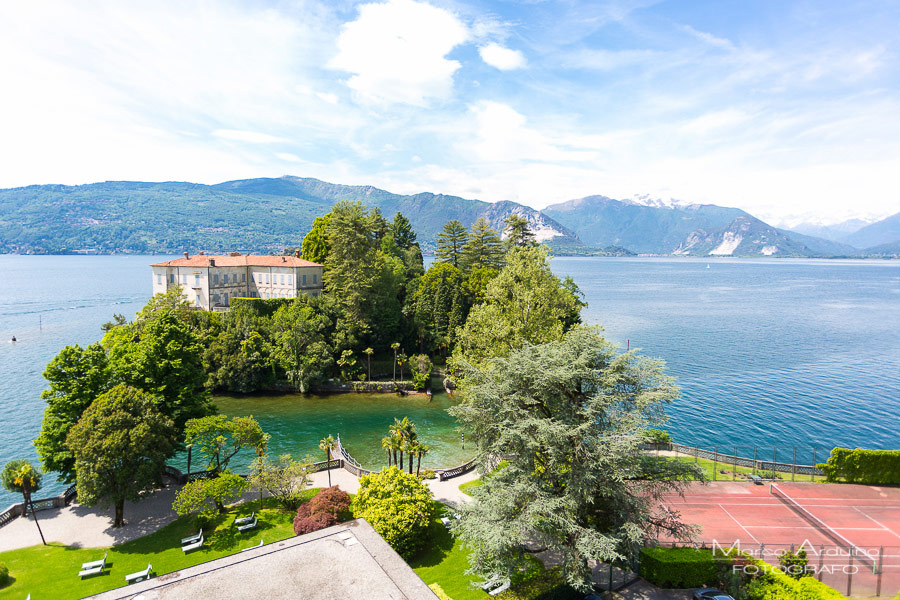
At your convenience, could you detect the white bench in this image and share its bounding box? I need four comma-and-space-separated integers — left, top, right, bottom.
236, 516, 257, 533
234, 511, 255, 526
240, 538, 264, 552
182, 533, 204, 553
487, 579, 510, 596
78, 553, 107, 579
125, 563, 153, 584
181, 528, 203, 546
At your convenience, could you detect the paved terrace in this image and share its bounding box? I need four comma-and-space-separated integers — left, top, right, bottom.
0, 467, 480, 552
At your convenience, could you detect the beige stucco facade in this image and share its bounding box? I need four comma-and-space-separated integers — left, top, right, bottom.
150, 253, 323, 310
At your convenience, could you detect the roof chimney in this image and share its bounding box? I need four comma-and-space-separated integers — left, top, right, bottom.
198, 250, 204, 256
295, 250, 301, 258
209, 258, 215, 266
183, 252, 189, 259
281, 256, 286, 262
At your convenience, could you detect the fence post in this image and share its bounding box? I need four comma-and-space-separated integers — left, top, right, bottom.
733, 446, 737, 481
876, 546, 883, 596
792, 447, 797, 482
817, 545, 824, 580
773, 447, 777, 477
846, 545, 853, 597
714, 446, 718, 481
753, 446, 758, 475
694, 445, 698, 464
812, 448, 817, 481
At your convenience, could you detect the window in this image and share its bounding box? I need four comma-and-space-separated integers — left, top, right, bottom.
170, 274, 175, 283
224, 292, 229, 304
313, 273, 318, 284
288, 274, 293, 285
156, 274, 162, 285
280, 274, 285, 285
242, 273, 246, 283
302, 274, 307, 285
213, 273, 219, 285
196, 294, 202, 304
182, 274, 188, 285
195, 274, 200, 287
265, 273, 270, 284
223, 274, 228, 284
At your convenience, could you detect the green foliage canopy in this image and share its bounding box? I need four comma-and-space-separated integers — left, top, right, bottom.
354, 466, 434, 559
66, 384, 177, 527
184, 415, 269, 473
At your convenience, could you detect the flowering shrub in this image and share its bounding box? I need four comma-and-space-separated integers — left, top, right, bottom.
353, 466, 434, 558
293, 486, 351, 535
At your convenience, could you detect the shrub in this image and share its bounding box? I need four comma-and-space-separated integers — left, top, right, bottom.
778, 548, 809, 580
746, 565, 846, 600
429, 583, 453, 600
293, 486, 350, 535
0, 562, 9, 587
643, 428, 672, 444
818, 448, 900, 484
640, 546, 718, 588
353, 466, 434, 558
421, 468, 436, 480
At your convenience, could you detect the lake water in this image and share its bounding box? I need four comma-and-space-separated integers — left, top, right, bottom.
1, 255, 898, 506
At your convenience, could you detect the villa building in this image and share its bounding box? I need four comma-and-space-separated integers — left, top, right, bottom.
150, 251, 324, 310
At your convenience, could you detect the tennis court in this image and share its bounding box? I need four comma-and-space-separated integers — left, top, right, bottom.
659, 481, 900, 597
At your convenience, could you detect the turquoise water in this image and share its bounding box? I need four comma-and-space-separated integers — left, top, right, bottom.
1, 254, 898, 505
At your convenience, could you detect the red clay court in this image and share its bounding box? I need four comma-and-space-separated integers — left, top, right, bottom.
660, 481, 900, 597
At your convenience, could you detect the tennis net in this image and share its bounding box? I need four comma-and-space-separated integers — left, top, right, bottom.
770, 484, 876, 571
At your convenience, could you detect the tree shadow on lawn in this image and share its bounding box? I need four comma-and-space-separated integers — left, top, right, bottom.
408, 504, 456, 569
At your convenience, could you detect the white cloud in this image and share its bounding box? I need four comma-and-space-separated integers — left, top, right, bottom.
276, 153, 306, 163
316, 92, 339, 104
328, 0, 469, 106
478, 43, 527, 70
213, 130, 286, 144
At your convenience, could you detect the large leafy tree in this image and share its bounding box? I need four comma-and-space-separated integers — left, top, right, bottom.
34, 342, 112, 483
435, 220, 468, 267
461, 217, 503, 271
272, 300, 332, 392
449, 327, 701, 590
66, 385, 176, 527
301, 213, 331, 266
106, 308, 214, 437
454, 245, 583, 366
249, 454, 315, 510
354, 466, 434, 559
184, 415, 269, 473
1, 460, 46, 544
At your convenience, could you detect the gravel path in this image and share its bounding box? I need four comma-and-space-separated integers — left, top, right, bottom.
0, 467, 478, 552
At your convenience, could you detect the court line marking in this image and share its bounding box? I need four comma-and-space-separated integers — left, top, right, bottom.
718, 504, 760, 544
853, 506, 900, 542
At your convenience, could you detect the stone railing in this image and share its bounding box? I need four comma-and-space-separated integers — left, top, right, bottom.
649, 442, 825, 477
0, 484, 79, 530
436, 457, 478, 481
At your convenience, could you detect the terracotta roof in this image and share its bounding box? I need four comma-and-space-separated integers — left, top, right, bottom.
151, 255, 322, 268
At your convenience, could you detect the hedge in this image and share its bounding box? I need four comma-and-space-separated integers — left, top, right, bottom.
0, 562, 8, 587
229, 297, 294, 317
817, 448, 900, 484
744, 559, 846, 600
640, 546, 718, 588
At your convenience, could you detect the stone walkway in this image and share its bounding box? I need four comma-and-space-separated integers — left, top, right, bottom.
0, 467, 479, 552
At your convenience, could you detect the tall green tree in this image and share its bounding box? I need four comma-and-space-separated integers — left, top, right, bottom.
106, 309, 214, 438
272, 300, 332, 392
503, 213, 536, 249
319, 435, 336, 487
449, 327, 700, 590
34, 342, 111, 483
184, 415, 269, 473
324, 201, 381, 337
66, 385, 177, 527
2, 460, 46, 544
454, 245, 583, 366
435, 220, 468, 267
301, 213, 331, 266
461, 217, 503, 271
391, 212, 417, 249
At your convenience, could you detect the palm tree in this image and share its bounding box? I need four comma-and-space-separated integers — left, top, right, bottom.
388, 420, 403, 469
318, 435, 336, 487
381, 435, 394, 467
1, 460, 46, 545
415, 442, 430, 477
390, 342, 400, 382
364, 347, 374, 382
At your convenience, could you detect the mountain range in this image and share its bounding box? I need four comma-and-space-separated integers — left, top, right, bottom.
0, 177, 897, 257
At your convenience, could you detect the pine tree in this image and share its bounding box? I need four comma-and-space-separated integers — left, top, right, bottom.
432, 278, 450, 339
461, 217, 503, 271
435, 220, 468, 267
391, 212, 417, 249
503, 213, 536, 250
447, 286, 466, 348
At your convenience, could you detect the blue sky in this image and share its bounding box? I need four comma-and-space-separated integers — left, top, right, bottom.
1, 0, 898, 225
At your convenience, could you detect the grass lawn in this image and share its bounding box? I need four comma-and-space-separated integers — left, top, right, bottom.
0, 492, 316, 600
666, 455, 820, 482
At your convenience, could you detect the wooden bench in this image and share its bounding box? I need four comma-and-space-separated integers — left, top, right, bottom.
78, 553, 107, 579
125, 563, 153, 584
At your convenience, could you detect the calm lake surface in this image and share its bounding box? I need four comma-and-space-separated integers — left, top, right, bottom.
1, 254, 898, 505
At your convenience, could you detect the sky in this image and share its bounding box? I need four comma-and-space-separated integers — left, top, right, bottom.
1, 0, 899, 227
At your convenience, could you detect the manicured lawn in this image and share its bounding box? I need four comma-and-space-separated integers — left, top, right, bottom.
0, 492, 315, 600
667, 455, 819, 482
410, 505, 488, 600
